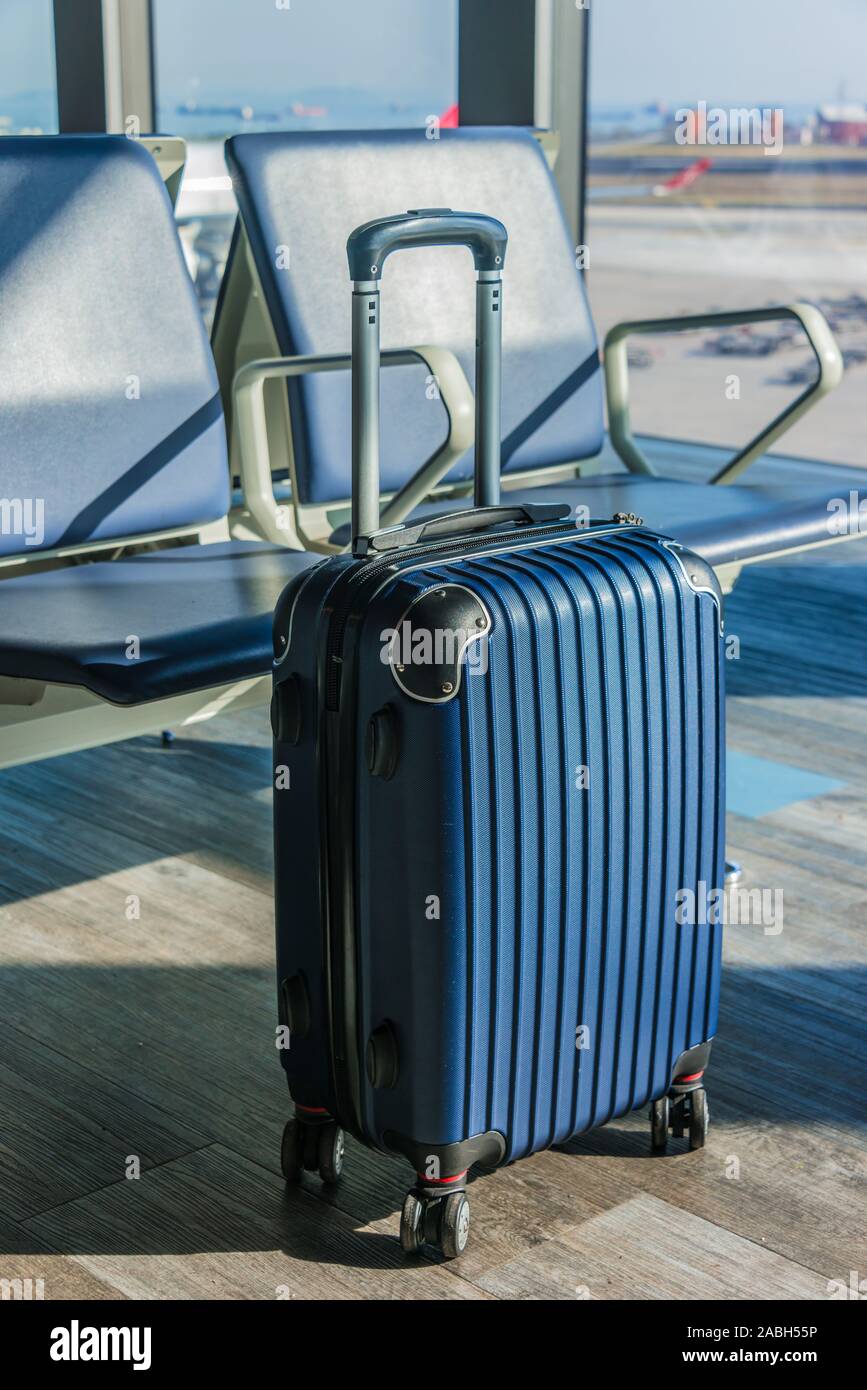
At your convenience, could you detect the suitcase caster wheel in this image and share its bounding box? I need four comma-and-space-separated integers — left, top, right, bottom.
318, 1122, 345, 1185
400, 1192, 425, 1255
650, 1096, 669, 1153
280, 1118, 304, 1185
301, 1122, 321, 1172
671, 1096, 686, 1139
689, 1088, 709, 1150
439, 1191, 471, 1260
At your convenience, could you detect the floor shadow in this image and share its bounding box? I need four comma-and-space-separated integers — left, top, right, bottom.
0, 736, 273, 904
722, 553, 867, 699
0, 960, 862, 1259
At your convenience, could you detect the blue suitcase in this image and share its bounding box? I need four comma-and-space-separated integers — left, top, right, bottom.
271, 211, 725, 1259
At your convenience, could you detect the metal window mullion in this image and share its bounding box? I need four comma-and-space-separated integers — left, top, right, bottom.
53, 0, 155, 134
101, 0, 124, 132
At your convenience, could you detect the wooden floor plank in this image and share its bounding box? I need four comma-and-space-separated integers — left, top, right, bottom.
0, 1213, 125, 1301
23, 1145, 488, 1301
535, 1096, 866, 1283
473, 1193, 832, 1301
0, 1020, 208, 1223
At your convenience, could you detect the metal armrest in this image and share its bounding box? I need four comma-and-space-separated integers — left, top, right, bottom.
604, 303, 843, 484
232, 347, 475, 547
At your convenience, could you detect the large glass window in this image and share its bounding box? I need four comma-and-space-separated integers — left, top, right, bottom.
155, 0, 458, 139
154, 0, 459, 323
588, 0, 867, 468
0, 0, 57, 134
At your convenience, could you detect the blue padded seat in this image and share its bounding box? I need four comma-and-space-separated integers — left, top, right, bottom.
0, 136, 318, 705
329, 474, 853, 570
223, 128, 603, 504
223, 127, 857, 570
0, 543, 315, 705
0, 136, 229, 556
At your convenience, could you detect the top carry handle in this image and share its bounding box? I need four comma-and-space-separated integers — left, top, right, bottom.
347, 208, 508, 542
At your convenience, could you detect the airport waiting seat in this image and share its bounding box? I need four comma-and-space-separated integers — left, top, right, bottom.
216, 127, 859, 584
0, 135, 317, 768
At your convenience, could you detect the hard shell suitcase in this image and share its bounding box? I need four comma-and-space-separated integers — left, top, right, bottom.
272, 210, 725, 1259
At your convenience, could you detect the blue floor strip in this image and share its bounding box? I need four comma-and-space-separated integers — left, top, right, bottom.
726, 749, 846, 820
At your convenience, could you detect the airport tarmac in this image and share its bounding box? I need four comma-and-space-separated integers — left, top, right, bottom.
586, 205, 867, 469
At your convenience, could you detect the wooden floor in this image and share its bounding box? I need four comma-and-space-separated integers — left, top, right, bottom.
1, 540, 865, 1301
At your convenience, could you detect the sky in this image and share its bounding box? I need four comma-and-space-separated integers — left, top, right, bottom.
0, 0, 55, 101
0, 0, 459, 121
153, 0, 458, 106
1, 0, 865, 118
590, 0, 867, 107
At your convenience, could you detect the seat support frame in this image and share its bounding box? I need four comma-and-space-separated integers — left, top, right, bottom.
233, 347, 476, 552
604, 302, 843, 483
0, 673, 270, 772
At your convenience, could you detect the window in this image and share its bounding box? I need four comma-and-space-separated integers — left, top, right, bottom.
154, 0, 458, 139
153, 0, 459, 324
587, 0, 867, 469
0, 0, 57, 134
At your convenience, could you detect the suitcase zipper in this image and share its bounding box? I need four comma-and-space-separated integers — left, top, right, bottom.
323, 519, 643, 709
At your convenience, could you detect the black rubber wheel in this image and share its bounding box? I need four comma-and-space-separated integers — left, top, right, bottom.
650, 1096, 669, 1153
440, 1191, 471, 1260
280, 1118, 303, 1185
318, 1123, 345, 1185
302, 1122, 320, 1172
671, 1096, 686, 1139
689, 1088, 709, 1151
400, 1192, 425, 1255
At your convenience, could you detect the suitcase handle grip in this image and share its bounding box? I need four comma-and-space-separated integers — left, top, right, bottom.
348, 209, 507, 544
354, 502, 572, 556
347, 208, 507, 282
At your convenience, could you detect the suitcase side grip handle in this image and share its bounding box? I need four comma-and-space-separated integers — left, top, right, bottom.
347, 208, 507, 281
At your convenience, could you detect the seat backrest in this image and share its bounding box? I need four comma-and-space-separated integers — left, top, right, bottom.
223, 127, 603, 508
0, 136, 229, 558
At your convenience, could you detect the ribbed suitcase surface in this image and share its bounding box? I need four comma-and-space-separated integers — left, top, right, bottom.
351, 527, 725, 1163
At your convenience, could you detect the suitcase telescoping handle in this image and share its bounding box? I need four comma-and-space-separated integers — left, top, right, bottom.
347, 208, 508, 543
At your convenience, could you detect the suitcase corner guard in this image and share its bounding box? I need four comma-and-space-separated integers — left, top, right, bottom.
388, 584, 491, 705
668, 1039, 713, 1092
383, 1129, 506, 1178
